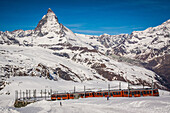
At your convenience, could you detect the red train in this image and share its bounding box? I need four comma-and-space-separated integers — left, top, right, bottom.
51, 88, 159, 100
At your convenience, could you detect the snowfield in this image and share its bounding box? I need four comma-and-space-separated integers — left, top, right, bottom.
15, 96, 170, 113
0, 76, 170, 113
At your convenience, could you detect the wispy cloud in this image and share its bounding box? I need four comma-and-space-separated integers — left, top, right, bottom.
73, 29, 102, 34
101, 26, 145, 31
101, 26, 128, 30
65, 24, 83, 28
132, 27, 144, 30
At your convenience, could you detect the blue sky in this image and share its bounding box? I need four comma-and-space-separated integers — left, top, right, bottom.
0, 0, 170, 35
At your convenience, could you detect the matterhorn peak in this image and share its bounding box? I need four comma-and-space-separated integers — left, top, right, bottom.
35, 8, 61, 36
47, 8, 54, 13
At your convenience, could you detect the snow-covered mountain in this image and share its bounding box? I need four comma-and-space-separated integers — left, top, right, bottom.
93, 20, 170, 89
96, 20, 170, 61
0, 8, 168, 90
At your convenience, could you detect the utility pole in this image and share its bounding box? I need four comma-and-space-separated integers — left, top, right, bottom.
23, 91, 25, 100
128, 82, 130, 97
29, 90, 31, 100
20, 90, 21, 100
119, 82, 121, 90
26, 90, 28, 99
33, 89, 36, 101
45, 89, 46, 100
15, 90, 18, 101
74, 86, 76, 93
108, 84, 110, 96
50, 89, 52, 96
152, 79, 154, 96
41, 90, 43, 98
84, 85, 86, 98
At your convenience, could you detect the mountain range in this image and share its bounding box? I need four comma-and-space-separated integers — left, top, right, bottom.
0, 8, 169, 90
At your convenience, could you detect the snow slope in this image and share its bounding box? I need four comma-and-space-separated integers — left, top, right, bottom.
0, 44, 163, 88
16, 96, 170, 113
0, 76, 170, 113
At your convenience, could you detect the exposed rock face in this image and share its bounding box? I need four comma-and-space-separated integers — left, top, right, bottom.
145, 54, 170, 89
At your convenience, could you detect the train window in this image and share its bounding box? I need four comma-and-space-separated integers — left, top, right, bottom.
143, 91, 146, 94
147, 91, 149, 94
119, 92, 120, 95
132, 92, 134, 95
86, 94, 89, 96
105, 93, 108, 95
113, 92, 116, 95
150, 91, 152, 94
124, 91, 128, 94
57, 95, 61, 97
154, 90, 158, 93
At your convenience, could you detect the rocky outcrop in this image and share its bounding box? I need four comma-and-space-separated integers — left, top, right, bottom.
145, 54, 170, 90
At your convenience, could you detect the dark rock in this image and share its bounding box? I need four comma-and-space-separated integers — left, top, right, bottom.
53, 52, 70, 58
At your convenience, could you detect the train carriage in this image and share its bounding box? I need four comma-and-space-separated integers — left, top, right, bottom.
51, 88, 159, 100
110, 90, 122, 97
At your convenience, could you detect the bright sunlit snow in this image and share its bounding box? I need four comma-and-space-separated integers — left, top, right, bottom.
0, 76, 170, 113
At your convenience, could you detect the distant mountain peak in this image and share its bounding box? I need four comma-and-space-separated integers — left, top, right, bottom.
33, 8, 78, 45
34, 8, 60, 36
47, 8, 53, 13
